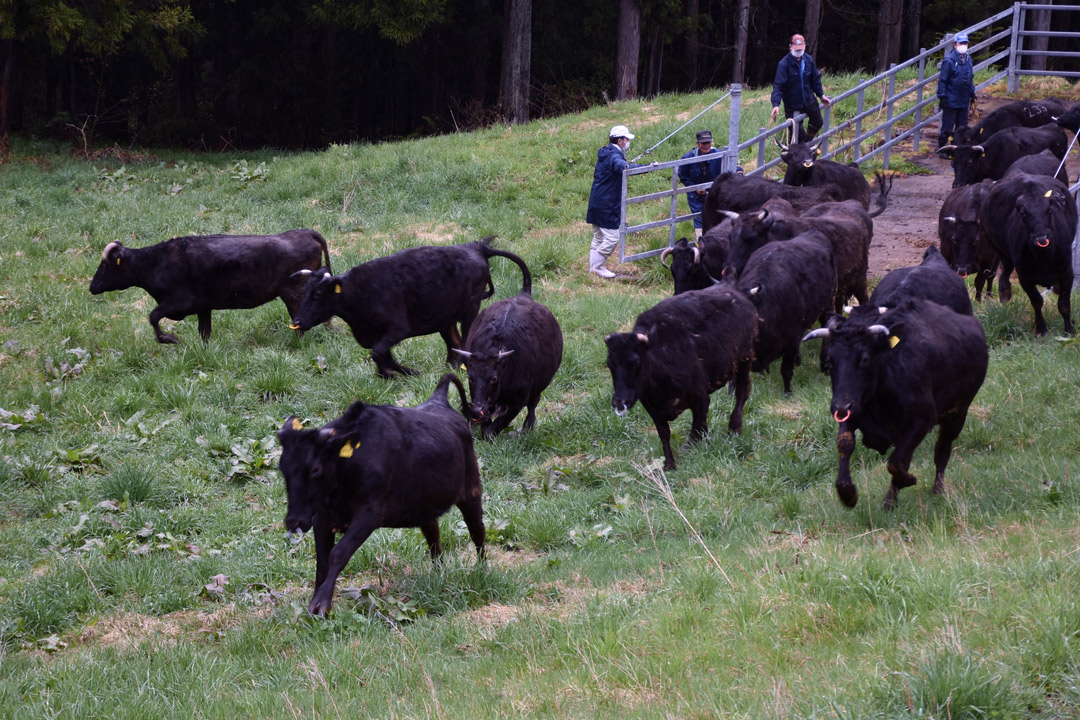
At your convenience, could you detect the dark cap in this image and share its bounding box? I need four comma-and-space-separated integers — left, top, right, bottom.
696, 129, 713, 143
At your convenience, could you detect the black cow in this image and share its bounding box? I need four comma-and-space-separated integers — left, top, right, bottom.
452, 258, 563, 439
277, 373, 485, 616
1003, 148, 1070, 185
735, 232, 837, 393
803, 298, 988, 510
775, 137, 872, 209
938, 180, 999, 300
725, 197, 876, 314
291, 237, 528, 378
605, 285, 757, 470
870, 245, 973, 316
660, 222, 732, 295
973, 98, 1066, 141
89, 229, 332, 343
700, 172, 847, 231
1054, 100, 1080, 133
947, 124, 1068, 188
979, 173, 1078, 335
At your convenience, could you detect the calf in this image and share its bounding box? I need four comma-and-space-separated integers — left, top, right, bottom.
605, 285, 757, 470
700, 171, 846, 231
803, 298, 988, 510
660, 221, 732, 295
775, 136, 872, 209
277, 373, 485, 616
870, 245, 973, 316
453, 259, 563, 438
947, 124, 1068, 187
291, 237, 528, 378
735, 232, 837, 393
979, 173, 1078, 335
89, 229, 331, 343
938, 180, 999, 300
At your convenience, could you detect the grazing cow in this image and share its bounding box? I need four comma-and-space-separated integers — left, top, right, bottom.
979, 173, 1078, 335
973, 98, 1066, 141
947, 124, 1068, 187
700, 171, 847, 231
870, 245, 973, 316
291, 237, 528, 378
605, 285, 757, 470
1003, 148, 1070, 185
89, 229, 332, 343
452, 258, 563, 439
803, 298, 988, 510
724, 196, 877, 314
660, 221, 732, 295
775, 137, 872, 208
277, 373, 485, 616
735, 232, 837, 393
938, 180, 999, 300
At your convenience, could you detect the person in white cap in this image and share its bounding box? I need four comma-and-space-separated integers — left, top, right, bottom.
585, 124, 644, 278
937, 32, 976, 156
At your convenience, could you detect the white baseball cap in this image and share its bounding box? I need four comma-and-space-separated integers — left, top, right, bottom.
610, 125, 635, 140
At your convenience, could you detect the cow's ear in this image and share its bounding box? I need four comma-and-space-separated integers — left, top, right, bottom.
813, 146, 821, 157
781, 152, 792, 163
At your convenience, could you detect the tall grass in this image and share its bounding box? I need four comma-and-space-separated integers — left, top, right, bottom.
1, 75, 1080, 718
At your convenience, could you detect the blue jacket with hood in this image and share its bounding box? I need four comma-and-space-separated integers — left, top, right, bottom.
938, 49, 975, 109
586, 143, 642, 229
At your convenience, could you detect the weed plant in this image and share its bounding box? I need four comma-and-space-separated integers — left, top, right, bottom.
1, 76, 1080, 718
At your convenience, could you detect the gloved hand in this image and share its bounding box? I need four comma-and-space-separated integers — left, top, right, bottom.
938, 99, 945, 112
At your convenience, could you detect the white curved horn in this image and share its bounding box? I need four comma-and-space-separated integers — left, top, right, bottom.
102, 241, 121, 262
802, 328, 831, 342
867, 325, 890, 336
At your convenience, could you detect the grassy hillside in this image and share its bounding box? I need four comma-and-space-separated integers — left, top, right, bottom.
2, 76, 1080, 718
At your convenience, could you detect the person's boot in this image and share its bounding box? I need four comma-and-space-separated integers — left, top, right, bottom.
589, 249, 616, 278
937, 132, 952, 158
694, 227, 703, 239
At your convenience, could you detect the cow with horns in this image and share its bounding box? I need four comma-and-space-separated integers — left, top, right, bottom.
803, 298, 988, 510
775, 135, 872, 209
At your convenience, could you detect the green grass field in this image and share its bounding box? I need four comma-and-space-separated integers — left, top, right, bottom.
2, 75, 1080, 718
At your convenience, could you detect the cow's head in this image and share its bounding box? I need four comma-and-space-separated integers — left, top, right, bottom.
949, 144, 986, 188
725, 207, 777, 277
277, 416, 326, 535
89, 241, 135, 294
938, 211, 981, 277
1055, 102, 1080, 134
803, 307, 895, 426
661, 238, 705, 295
778, 140, 821, 186
1015, 184, 1070, 251
605, 331, 650, 415
452, 347, 515, 429
290, 268, 338, 330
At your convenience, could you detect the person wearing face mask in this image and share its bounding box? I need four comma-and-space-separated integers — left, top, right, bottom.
585, 124, 646, 278
936, 32, 977, 157
770, 34, 832, 143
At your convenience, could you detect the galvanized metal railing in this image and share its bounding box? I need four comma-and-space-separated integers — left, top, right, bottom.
616, 1, 1080, 266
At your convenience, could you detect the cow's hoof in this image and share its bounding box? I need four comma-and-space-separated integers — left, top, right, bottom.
836, 483, 858, 508
157, 334, 179, 344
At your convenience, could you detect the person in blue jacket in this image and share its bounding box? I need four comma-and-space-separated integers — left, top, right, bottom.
770, 34, 832, 142
937, 32, 977, 155
586, 124, 643, 278
678, 129, 725, 238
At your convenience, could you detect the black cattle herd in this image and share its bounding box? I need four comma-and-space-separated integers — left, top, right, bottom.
88, 98, 1079, 614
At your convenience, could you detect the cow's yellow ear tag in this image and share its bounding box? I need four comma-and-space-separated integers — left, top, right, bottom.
1045, 190, 1054, 198
116, 258, 121, 265
334, 283, 342, 294
460, 363, 467, 371
889, 336, 900, 348
339, 441, 354, 458
291, 418, 303, 430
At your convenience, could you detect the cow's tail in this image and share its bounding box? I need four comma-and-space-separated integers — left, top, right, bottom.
868, 172, 893, 218
431, 373, 471, 418
311, 230, 333, 274
478, 235, 533, 297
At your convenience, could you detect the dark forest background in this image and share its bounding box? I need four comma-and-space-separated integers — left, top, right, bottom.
0, 0, 1076, 149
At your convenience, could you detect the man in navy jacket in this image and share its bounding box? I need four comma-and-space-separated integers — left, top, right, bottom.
586, 124, 642, 278
937, 32, 976, 155
770, 34, 832, 142
678, 129, 725, 238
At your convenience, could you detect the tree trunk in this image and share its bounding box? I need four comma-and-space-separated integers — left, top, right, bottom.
732, 0, 750, 84
804, 0, 822, 55
684, 0, 700, 89
1028, 1, 1052, 72
499, 0, 532, 124
645, 25, 663, 96
615, 0, 641, 100
747, 0, 770, 87
875, 0, 902, 71
901, 0, 922, 59
0, 39, 13, 136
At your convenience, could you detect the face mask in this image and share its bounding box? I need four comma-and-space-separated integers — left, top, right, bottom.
623, 140, 631, 152
791, 48, 805, 58
956, 44, 968, 54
